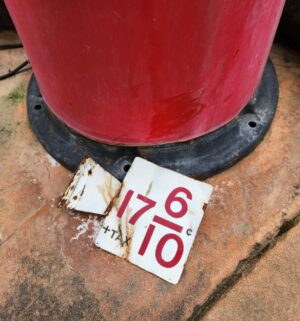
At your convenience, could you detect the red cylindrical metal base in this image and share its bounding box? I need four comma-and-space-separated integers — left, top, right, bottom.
5, 0, 285, 145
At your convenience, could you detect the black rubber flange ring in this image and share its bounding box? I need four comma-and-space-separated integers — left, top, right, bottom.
27, 59, 278, 181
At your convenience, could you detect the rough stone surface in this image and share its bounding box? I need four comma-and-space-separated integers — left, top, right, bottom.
0, 31, 299, 321
202, 223, 300, 321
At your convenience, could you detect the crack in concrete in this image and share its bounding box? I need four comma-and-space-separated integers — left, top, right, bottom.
59, 220, 84, 277
187, 210, 300, 321
59, 212, 102, 299
0, 202, 49, 250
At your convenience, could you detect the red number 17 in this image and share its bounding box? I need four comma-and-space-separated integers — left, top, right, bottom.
117, 190, 156, 224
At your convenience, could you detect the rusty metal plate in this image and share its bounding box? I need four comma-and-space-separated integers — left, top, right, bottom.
95, 157, 213, 284
59, 157, 121, 215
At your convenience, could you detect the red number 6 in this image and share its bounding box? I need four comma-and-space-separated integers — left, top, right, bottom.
165, 187, 192, 218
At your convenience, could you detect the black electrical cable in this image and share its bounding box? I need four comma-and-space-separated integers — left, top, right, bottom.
0, 59, 30, 81
0, 42, 31, 80
0, 43, 23, 50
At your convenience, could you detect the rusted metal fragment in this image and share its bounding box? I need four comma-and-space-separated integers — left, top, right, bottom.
95, 157, 213, 284
59, 158, 121, 215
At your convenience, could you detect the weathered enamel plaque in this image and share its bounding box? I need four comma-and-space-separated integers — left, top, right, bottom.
95, 157, 213, 284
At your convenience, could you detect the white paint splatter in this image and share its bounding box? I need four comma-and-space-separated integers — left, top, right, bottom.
70, 214, 102, 242
209, 184, 226, 206
88, 217, 102, 241
213, 185, 224, 193
46, 154, 60, 167
71, 219, 91, 241
226, 180, 234, 187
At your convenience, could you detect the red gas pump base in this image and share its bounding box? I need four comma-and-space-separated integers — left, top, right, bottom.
27, 59, 278, 181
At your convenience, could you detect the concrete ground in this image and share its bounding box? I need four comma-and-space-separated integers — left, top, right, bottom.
0, 31, 299, 321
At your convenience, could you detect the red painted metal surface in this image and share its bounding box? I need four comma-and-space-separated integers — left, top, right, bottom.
5, 0, 285, 145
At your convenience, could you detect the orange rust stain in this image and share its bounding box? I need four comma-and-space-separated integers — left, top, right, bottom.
105, 176, 115, 201
145, 181, 153, 196
123, 205, 134, 260
97, 185, 110, 206
58, 198, 67, 208
118, 223, 124, 247
80, 185, 86, 197
103, 183, 123, 216
97, 175, 118, 207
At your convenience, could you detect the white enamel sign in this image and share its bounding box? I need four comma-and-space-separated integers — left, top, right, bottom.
60, 157, 121, 215
95, 157, 213, 284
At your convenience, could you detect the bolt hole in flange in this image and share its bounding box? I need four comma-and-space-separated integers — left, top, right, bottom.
34, 104, 42, 110
248, 121, 257, 128
123, 164, 131, 173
